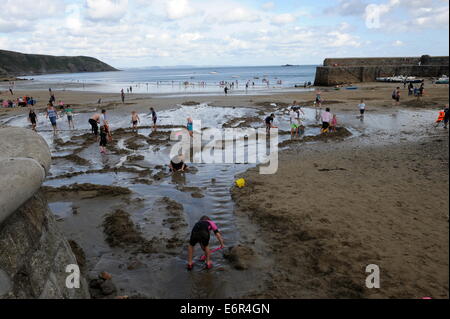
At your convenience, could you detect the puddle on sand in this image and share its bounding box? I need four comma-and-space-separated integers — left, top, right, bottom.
4, 103, 436, 298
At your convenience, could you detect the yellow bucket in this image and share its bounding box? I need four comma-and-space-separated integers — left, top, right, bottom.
235, 178, 246, 188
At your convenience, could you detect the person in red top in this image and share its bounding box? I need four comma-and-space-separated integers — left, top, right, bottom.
187, 216, 224, 270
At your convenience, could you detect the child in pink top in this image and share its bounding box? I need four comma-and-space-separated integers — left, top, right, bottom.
330, 114, 337, 132
187, 216, 225, 270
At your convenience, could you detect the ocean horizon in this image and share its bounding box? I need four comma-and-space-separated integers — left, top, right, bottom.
15, 65, 317, 95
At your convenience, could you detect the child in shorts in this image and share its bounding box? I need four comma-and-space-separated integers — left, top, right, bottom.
131, 111, 140, 132
187, 216, 225, 270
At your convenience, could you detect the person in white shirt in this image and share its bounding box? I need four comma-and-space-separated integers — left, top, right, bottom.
358, 99, 366, 118
321, 108, 332, 133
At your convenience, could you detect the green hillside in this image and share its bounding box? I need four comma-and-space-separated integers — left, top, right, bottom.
0, 49, 118, 77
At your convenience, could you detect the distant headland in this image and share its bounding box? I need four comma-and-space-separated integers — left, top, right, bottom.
0, 49, 118, 80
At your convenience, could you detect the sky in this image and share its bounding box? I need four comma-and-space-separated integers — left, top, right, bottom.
0, 0, 448, 68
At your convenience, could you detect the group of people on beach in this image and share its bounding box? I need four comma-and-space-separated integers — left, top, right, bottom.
393, 81, 426, 105
27, 103, 75, 133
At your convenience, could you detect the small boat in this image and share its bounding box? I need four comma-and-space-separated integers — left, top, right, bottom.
376, 76, 423, 83
345, 86, 358, 90
436, 75, 449, 84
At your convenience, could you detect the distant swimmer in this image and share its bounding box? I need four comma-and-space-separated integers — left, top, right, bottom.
187, 216, 225, 270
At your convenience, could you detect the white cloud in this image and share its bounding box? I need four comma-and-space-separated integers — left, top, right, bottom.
165, 0, 196, 20
0, 0, 63, 32
272, 14, 297, 25
210, 7, 260, 24
0, 0, 447, 67
85, 0, 128, 21
262, 2, 275, 10
327, 31, 361, 48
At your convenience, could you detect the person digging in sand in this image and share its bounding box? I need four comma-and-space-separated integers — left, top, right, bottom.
187, 216, 225, 270
265, 114, 277, 133
169, 155, 187, 172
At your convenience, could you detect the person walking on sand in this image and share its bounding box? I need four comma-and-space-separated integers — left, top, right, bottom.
131, 111, 140, 132
46, 103, 58, 135
408, 82, 414, 96
187, 216, 225, 270
321, 108, 332, 133
358, 99, 366, 120
64, 105, 75, 130
28, 108, 38, 131
392, 87, 400, 106
149, 107, 157, 131
121, 89, 125, 104
89, 113, 101, 136
315, 89, 322, 107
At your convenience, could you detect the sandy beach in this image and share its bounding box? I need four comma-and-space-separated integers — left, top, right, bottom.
1, 80, 448, 299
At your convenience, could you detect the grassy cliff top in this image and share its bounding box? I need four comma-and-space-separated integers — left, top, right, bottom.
0, 49, 118, 77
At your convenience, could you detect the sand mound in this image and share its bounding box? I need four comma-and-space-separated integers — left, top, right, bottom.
42, 183, 132, 199
223, 245, 254, 270
279, 127, 352, 148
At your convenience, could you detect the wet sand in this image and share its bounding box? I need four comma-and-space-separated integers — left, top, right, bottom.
1, 80, 448, 299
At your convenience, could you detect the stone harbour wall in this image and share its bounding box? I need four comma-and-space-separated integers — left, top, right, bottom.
315, 55, 449, 86
0, 127, 89, 299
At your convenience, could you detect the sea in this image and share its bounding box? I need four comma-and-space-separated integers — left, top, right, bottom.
15, 65, 317, 96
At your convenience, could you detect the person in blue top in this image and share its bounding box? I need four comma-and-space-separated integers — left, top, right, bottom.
186, 117, 193, 137
46, 103, 58, 135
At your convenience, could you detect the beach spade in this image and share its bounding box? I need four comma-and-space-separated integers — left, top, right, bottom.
199, 247, 224, 261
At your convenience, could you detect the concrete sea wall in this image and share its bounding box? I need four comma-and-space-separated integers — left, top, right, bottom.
314, 55, 449, 86
0, 127, 89, 299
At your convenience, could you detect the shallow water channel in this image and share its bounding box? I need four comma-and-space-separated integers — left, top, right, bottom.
2, 103, 437, 298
